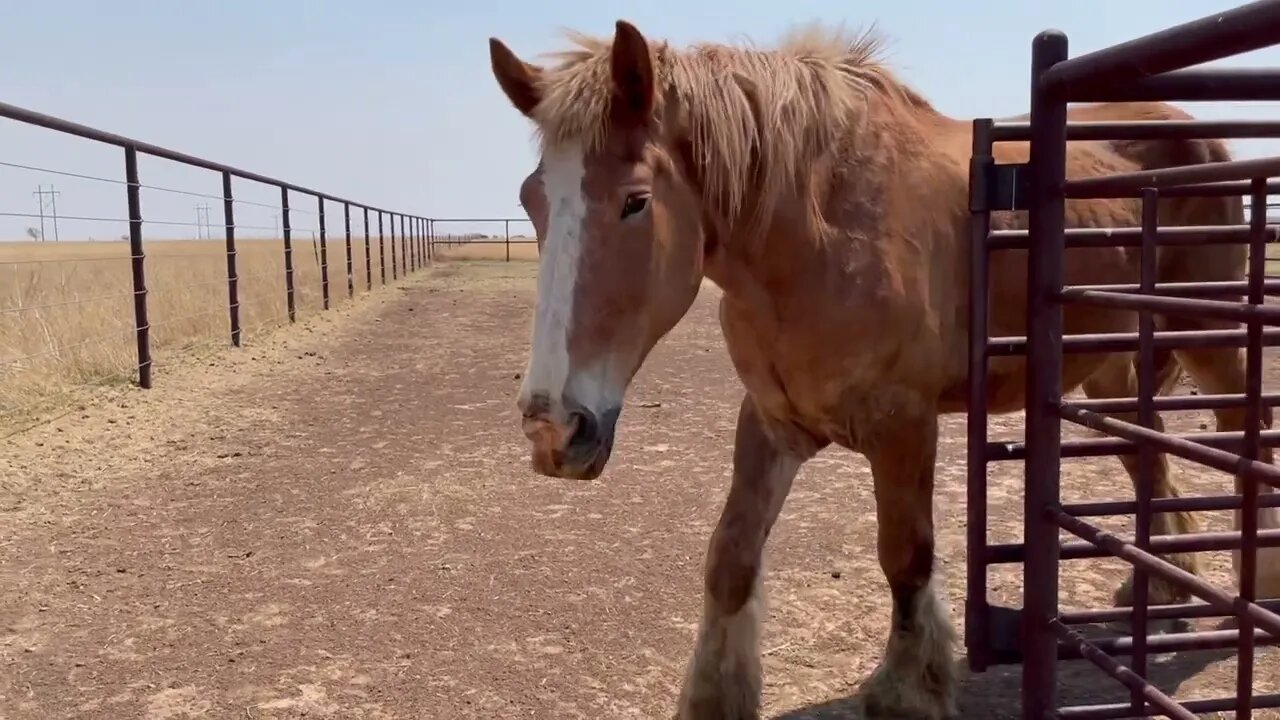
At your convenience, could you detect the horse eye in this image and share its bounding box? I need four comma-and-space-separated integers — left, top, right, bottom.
621, 193, 650, 219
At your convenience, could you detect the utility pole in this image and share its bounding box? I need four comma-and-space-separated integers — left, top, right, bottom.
194, 204, 212, 239
33, 184, 61, 241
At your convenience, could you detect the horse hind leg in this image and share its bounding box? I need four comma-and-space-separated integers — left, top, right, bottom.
1173, 345, 1280, 599
1081, 352, 1203, 610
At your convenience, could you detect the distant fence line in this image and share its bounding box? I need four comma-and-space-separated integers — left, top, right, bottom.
428, 217, 537, 262
0, 101, 530, 395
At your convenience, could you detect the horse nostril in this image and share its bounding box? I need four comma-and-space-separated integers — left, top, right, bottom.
567, 409, 598, 449
521, 392, 550, 420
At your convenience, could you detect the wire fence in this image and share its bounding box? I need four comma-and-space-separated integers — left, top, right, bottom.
427, 217, 537, 262
0, 100, 445, 431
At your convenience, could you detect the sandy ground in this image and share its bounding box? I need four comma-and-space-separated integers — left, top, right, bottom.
1, 260, 1277, 719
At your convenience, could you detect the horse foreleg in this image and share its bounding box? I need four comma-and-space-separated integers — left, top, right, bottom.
676, 397, 814, 720
860, 412, 957, 720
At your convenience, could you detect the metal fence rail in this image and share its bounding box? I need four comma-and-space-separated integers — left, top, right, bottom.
967, 1, 1280, 717
0, 100, 442, 393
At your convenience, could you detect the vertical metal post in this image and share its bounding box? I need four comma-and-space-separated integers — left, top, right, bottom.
344, 202, 354, 299
1131, 187, 1159, 714
965, 117, 994, 672
1022, 29, 1068, 720
124, 146, 151, 389
363, 207, 372, 292
409, 215, 416, 272
1238, 177, 1268, 719
378, 211, 387, 284
281, 188, 295, 323
389, 211, 398, 280
221, 170, 241, 347
428, 218, 434, 261
401, 215, 409, 274
318, 196, 330, 310
505, 219, 511, 262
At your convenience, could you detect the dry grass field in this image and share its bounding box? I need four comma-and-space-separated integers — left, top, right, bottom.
0, 235, 388, 429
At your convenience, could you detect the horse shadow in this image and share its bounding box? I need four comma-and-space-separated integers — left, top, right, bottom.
773, 624, 1233, 720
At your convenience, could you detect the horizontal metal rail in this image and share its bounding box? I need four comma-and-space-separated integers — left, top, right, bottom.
1061, 279, 1280, 298
1053, 510, 1280, 638
986, 428, 1280, 462
1059, 693, 1280, 720
0, 100, 400, 215
1071, 392, 1280, 414
1060, 404, 1280, 488
1052, 621, 1199, 720
986, 224, 1277, 251
988, 327, 1280, 357
1061, 598, 1280, 626
1064, 155, 1280, 198
429, 217, 529, 223
987, 527, 1280, 564
1058, 288, 1280, 326
1071, 67, 1280, 104
990, 119, 1280, 143
1040, 0, 1280, 92
1062, 492, 1280, 516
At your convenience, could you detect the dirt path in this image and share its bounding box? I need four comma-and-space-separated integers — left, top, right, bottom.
1, 261, 1276, 719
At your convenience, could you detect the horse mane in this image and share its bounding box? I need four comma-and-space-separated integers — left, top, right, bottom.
530, 23, 936, 224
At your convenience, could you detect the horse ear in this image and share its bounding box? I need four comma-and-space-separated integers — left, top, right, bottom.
610, 20, 655, 126
489, 37, 542, 118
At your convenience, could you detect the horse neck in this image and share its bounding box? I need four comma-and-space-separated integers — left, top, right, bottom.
701, 94, 963, 314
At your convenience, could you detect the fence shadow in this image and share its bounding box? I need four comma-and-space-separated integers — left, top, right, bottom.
773, 643, 1232, 719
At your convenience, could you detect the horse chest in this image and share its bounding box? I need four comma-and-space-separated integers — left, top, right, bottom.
720, 302, 906, 445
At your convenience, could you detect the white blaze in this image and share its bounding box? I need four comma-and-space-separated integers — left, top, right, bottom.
520, 143, 587, 416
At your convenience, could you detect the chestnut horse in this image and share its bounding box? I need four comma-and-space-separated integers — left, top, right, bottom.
489, 20, 1279, 719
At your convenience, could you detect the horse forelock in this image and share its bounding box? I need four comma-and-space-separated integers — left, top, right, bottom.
528, 23, 931, 233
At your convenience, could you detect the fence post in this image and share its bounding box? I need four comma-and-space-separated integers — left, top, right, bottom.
420, 217, 427, 264
400, 215, 408, 275
363, 206, 372, 291
428, 218, 433, 261
404, 213, 414, 272
408, 214, 416, 272
281, 187, 295, 322
505, 219, 511, 262
1021, 30, 1068, 719
318, 196, 330, 310
221, 170, 241, 347
124, 145, 151, 389
378, 211, 387, 284
389, 211, 398, 280
344, 202, 354, 299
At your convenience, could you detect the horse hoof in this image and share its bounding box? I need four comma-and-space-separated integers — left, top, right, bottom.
861, 665, 956, 720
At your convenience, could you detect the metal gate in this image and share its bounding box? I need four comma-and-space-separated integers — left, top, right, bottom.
966, 2, 1280, 717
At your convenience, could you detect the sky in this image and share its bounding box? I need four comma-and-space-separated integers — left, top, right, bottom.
0, 0, 1277, 242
